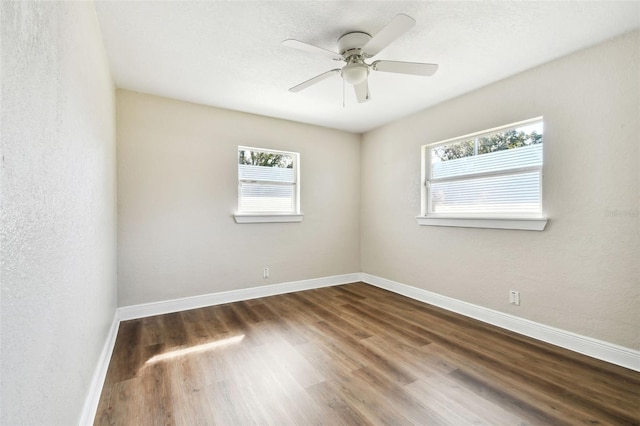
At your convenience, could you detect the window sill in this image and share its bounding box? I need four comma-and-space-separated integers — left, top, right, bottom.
234, 214, 304, 224
415, 216, 548, 231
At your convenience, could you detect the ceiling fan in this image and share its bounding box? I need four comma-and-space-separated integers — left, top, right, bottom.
283, 14, 438, 103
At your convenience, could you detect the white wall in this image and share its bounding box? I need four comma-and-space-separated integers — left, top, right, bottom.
361, 31, 640, 350
0, 2, 116, 424
116, 90, 360, 306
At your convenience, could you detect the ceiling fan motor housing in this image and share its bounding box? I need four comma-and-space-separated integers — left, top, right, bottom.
338, 32, 372, 85
338, 31, 372, 57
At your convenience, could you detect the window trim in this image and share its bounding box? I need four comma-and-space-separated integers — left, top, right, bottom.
234, 146, 303, 224
234, 213, 304, 224
418, 117, 547, 231
415, 216, 547, 231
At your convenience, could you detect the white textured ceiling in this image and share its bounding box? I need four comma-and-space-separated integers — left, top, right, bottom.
95, 1, 640, 133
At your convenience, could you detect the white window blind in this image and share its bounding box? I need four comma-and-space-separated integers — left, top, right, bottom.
237, 147, 299, 214
424, 118, 544, 218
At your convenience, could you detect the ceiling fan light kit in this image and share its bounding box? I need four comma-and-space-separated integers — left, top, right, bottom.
341, 60, 369, 85
283, 14, 438, 104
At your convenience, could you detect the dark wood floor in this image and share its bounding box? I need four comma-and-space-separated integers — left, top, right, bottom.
95, 282, 640, 425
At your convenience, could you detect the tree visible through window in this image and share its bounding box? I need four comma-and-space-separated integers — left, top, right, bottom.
433, 128, 543, 161
238, 149, 294, 169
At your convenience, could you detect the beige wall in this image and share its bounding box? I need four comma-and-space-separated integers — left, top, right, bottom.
1, 2, 117, 424
116, 91, 361, 306
361, 31, 640, 350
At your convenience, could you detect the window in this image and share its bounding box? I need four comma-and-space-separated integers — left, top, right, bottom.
418, 117, 547, 230
234, 146, 302, 223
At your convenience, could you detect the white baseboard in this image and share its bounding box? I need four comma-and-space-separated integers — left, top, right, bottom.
80, 271, 639, 425
360, 273, 640, 372
78, 313, 120, 426
117, 273, 361, 321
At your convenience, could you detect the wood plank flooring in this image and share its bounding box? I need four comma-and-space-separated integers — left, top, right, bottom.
95, 283, 640, 425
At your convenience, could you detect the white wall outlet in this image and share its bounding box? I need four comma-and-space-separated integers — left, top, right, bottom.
509, 290, 520, 306
263, 267, 270, 279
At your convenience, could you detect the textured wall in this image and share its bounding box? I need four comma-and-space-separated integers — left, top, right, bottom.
1, 2, 116, 424
361, 31, 640, 350
116, 91, 360, 306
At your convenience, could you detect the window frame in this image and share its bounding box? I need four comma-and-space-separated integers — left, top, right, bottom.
234, 146, 303, 224
417, 117, 548, 231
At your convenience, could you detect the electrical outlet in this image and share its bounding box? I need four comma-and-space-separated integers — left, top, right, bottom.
509, 290, 520, 306
263, 267, 270, 279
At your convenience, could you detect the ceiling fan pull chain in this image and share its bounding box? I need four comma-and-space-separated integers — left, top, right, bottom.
342, 77, 346, 108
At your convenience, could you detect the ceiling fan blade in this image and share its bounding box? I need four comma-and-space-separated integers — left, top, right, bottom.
362, 14, 416, 57
282, 39, 342, 61
289, 69, 341, 92
353, 79, 371, 103
372, 60, 438, 76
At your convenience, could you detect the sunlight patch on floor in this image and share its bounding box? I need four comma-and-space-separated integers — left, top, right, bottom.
145, 335, 245, 364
